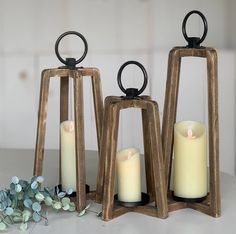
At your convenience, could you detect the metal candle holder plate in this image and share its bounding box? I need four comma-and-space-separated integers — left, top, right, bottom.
33, 31, 103, 212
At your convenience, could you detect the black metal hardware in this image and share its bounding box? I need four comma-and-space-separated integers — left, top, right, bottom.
55, 31, 88, 69
182, 10, 208, 48
117, 61, 148, 100
114, 193, 150, 207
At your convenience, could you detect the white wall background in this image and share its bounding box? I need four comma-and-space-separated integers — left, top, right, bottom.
0, 0, 235, 176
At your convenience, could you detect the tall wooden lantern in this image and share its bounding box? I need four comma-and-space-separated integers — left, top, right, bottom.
96, 61, 168, 221
33, 31, 103, 212
162, 11, 220, 217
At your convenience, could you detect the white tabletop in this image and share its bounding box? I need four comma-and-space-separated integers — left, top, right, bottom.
0, 149, 235, 234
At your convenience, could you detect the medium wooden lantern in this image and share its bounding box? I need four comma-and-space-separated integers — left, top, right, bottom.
33, 31, 103, 212
162, 11, 220, 217
96, 61, 168, 221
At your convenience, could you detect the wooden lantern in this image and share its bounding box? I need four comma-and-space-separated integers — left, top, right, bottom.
33, 31, 103, 212
96, 61, 168, 221
162, 11, 220, 217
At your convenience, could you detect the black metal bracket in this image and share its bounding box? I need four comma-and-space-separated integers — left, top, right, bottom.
182, 10, 208, 48
55, 31, 88, 69
117, 61, 148, 100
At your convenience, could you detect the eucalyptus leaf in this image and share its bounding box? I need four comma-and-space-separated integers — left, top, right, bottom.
11, 176, 19, 185
10, 190, 16, 195
85, 203, 91, 210
22, 210, 32, 222
17, 191, 24, 200
61, 197, 70, 206
32, 202, 41, 212
69, 206, 76, 212
77, 209, 86, 217
13, 216, 23, 222
31, 176, 38, 183
62, 204, 70, 211
15, 184, 22, 193
3, 216, 12, 225
44, 197, 53, 206
66, 188, 73, 195
58, 192, 66, 198
5, 207, 14, 216
20, 222, 28, 231
36, 176, 44, 183
27, 188, 35, 198
53, 202, 62, 210
31, 181, 38, 190
0, 222, 7, 231
35, 192, 45, 202
0, 191, 7, 201
13, 210, 22, 217
32, 212, 41, 222
0, 203, 6, 211
24, 199, 33, 208
9, 182, 14, 189
7, 198, 12, 206
69, 202, 76, 212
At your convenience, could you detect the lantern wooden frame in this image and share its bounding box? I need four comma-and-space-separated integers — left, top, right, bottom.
96, 96, 168, 221
33, 67, 103, 212
162, 46, 220, 217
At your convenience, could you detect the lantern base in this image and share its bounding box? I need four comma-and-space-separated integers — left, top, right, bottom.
114, 192, 150, 207
172, 192, 207, 203
56, 184, 90, 198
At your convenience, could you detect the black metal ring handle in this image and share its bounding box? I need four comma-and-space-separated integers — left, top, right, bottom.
55, 31, 88, 66
117, 61, 148, 97
182, 10, 208, 48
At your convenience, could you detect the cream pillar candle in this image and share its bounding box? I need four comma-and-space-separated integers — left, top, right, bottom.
116, 148, 141, 202
173, 121, 207, 200
60, 120, 76, 192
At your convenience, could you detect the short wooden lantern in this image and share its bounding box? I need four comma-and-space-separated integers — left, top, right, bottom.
33, 31, 103, 212
162, 11, 220, 217
96, 61, 168, 221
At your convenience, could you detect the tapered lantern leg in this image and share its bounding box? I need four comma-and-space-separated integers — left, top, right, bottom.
102, 103, 120, 221
34, 70, 51, 176
73, 72, 86, 212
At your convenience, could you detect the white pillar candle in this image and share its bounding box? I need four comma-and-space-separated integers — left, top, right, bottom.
173, 121, 207, 199
60, 120, 76, 192
116, 148, 141, 202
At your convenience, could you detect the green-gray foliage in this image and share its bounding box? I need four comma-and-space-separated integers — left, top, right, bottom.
0, 176, 79, 231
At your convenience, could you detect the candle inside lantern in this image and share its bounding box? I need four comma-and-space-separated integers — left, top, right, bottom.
116, 148, 141, 202
173, 121, 207, 200
60, 120, 76, 192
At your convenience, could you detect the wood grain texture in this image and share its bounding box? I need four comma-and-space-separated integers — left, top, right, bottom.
73, 72, 86, 211
33, 67, 103, 212
59, 77, 69, 184
142, 107, 155, 200
162, 47, 220, 217
102, 103, 120, 221
34, 70, 51, 176
100, 96, 168, 221
147, 101, 168, 218
96, 97, 113, 203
